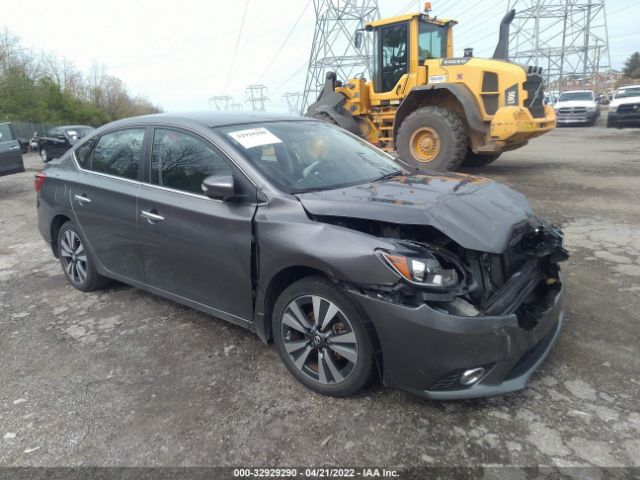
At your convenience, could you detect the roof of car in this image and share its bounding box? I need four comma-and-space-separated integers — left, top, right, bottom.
561, 90, 594, 94
58, 125, 94, 129
112, 111, 311, 129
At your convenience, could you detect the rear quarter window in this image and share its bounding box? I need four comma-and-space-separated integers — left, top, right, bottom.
74, 138, 97, 169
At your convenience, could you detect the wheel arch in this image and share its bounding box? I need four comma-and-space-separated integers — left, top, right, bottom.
393, 84, 487, 143
50, 214, 72, 258
255, 265, 384, 380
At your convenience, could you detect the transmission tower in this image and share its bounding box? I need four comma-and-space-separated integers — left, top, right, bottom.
509, 0, 611, 93
229, 102, 244, 111
209, 95, 233, 111
301, 0, 380, 112
245, 85, 270, 111
282, 92, 303, 115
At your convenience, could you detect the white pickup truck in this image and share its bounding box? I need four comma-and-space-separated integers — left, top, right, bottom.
553, 90, 600, 126
607, 85, 640, 128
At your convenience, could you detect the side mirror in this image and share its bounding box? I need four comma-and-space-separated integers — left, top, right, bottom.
354, 30, 363, 50
202, 175, 235, 201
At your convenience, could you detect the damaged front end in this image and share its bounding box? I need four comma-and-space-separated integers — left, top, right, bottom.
310, 213, 569, 399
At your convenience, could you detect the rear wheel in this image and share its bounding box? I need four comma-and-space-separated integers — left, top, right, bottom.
396, 106, 468, 172
462, 150, 501, 168
272, 276, 375, 397
57, 221, 108, 292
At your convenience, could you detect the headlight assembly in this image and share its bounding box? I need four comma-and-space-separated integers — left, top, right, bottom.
378, 250, 459, 288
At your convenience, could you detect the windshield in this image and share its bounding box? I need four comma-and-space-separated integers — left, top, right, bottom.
558, 91, 594, 102
418, 22, 446, 61
614, 87, 640, 99
216, 121, 402, 194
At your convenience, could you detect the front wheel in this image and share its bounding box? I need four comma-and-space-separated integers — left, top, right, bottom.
606, 116, 617, 128
272, 276, 375, 397
396, 106, 468, 172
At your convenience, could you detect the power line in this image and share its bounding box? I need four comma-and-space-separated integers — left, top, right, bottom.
608, 1, 640, 16
224, 0, 251, 91
275, 60, 308, 91
257, 0, 312, 83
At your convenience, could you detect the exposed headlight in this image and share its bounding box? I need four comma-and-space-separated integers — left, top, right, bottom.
378, 250, 458, 288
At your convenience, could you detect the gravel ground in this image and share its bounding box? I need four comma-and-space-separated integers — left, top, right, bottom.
1, 116, 639, 469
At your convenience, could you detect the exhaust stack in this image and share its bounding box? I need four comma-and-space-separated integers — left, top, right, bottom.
493, 9, 516, 60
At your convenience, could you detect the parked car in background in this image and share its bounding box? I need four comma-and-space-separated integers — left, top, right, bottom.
37, 125, 94, 162
0, 122, 26, 177
553, 90, 599, 125
607, 85, 640, 128
35, 112, 569, 400
17, 137, 30, 154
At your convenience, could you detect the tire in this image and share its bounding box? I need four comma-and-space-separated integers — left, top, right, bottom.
396, 106, 468, 172
40, 148, 48, 162
462, 150, 501, 168
272, 276, 376, 397
606, 116, 616, 128
57, 221, 108, 292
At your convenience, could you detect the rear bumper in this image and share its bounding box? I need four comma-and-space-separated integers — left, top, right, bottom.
350, 280, 564, 400
480, 105, 556, 153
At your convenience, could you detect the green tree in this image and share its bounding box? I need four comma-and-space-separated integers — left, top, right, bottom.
622, 52, 640, 78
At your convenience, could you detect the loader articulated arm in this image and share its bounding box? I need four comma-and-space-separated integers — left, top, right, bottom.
305, 72, 361, 136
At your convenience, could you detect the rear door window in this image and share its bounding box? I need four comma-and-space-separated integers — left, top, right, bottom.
90, 129, 145, 180
0, 124, 15, 143
151, 128, 233, 195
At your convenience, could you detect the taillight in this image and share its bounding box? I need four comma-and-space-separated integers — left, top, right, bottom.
34, 172, 46, 193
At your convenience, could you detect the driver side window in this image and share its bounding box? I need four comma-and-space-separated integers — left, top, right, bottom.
378, 23, 408, 92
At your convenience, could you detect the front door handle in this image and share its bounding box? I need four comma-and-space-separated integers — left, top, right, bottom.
74, 194, 91, 205
140, 210, 165, 223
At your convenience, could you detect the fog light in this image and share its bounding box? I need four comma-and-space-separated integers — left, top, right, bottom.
460, 367, 486, 386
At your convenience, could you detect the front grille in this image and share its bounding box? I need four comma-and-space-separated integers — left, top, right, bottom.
618, 103, 640, 114
523, 72, 546, 118
558, 107, 587, 115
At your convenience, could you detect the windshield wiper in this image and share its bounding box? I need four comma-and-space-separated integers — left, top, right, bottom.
374, 170, 405, 182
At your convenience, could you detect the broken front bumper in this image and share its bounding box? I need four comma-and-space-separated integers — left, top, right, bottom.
480, 105, 556, 153
350, 279, 564, 400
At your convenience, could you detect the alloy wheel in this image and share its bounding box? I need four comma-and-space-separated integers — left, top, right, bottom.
280, 295, 358, 385
60, 229, 88, 285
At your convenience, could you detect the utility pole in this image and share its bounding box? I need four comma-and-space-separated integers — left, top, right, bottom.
301, 0, 380, 112
509, 0, 611, 94
245, 85, 269, 111
282, 92, 303, 115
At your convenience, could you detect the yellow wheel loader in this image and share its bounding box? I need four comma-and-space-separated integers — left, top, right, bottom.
306, 5, 556, 171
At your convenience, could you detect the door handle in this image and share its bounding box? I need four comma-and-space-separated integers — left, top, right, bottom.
140, 210, 165, 223
74, 194, 91, 205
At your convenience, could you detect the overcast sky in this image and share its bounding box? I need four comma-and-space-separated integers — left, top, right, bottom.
2, 0, 638, 112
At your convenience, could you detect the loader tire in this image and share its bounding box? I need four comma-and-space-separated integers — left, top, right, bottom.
462, 150, 501, 167
396, 106, 468, 172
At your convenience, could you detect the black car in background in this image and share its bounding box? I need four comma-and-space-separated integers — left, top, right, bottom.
37, 125, 94, 162
0, 122, 25, 177
35, 112, 568, 400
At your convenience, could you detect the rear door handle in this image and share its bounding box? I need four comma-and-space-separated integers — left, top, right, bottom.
74, 194, 91, 205
140, 210, 165, 223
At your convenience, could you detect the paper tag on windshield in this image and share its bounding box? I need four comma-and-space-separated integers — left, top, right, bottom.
227, 127, 282, 149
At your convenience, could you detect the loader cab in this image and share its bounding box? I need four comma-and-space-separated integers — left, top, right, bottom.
366, 13, 455, 95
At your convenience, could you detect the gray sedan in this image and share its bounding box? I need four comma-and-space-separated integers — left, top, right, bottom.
36, 112, 568, 399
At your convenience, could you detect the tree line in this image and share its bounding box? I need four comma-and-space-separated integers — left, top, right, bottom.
0, 28, 162, 127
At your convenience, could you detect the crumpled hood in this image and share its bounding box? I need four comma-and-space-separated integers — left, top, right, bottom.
296, 172, 536, 254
